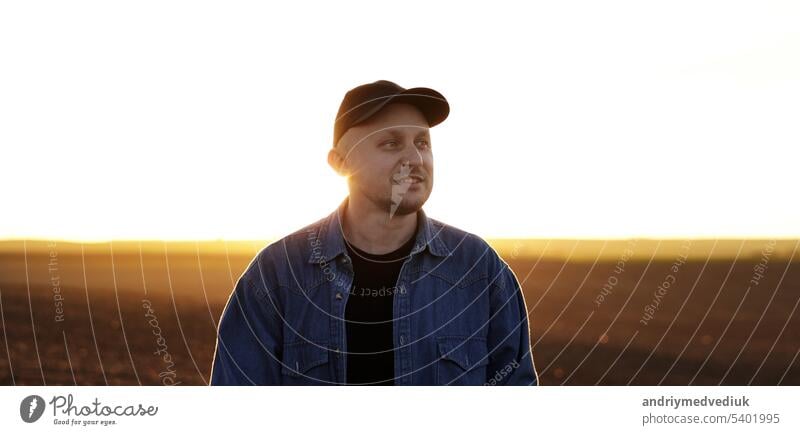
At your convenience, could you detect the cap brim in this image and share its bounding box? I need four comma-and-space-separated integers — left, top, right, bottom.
351, 87, 450, 128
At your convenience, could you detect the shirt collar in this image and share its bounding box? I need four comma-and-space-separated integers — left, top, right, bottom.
307, 196, 450, 264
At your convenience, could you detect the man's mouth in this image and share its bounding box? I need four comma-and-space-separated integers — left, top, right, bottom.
396, 175, 424, 185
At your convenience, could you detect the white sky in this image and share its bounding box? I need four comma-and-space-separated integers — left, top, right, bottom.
1, 1, 799, 240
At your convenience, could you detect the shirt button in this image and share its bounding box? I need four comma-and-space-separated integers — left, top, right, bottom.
399, 335, 406, 345
399, 286, 406, 295
335, 292, 343, 300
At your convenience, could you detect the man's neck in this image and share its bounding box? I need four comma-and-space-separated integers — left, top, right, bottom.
342, 195, 418, 255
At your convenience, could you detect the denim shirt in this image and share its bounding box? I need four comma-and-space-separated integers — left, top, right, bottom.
210, 197, 538, 385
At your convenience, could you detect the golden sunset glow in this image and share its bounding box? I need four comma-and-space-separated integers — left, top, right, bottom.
2, 2, 799, 241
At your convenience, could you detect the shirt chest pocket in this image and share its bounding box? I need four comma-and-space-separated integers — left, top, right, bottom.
281, 340, 333, 385
435, 336, 489, 385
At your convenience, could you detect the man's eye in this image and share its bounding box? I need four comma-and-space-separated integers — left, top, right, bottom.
416, 140, 430, 148
382, 141, 399, 148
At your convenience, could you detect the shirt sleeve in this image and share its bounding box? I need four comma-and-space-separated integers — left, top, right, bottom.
209, 267, 283, 385
486, 260, 539, 386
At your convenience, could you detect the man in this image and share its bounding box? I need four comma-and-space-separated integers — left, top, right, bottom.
210, 80, 538, 385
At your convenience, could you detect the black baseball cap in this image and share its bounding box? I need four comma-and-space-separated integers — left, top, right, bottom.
333, 80, 449, 147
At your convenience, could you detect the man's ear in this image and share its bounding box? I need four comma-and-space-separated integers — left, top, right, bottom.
327, 147, 347, 176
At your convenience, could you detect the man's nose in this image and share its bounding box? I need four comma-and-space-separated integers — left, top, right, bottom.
400, 141, 424, 165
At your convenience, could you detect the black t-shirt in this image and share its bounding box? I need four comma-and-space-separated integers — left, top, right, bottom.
344, 226, 417, 385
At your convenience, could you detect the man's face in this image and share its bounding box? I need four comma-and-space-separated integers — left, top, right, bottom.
332, 103, 433, 218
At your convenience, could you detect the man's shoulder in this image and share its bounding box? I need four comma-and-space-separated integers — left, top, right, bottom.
428, 216, 478, 242
239, 214, 330, 282
241, 212, 508, 283
427, 217, 506, 269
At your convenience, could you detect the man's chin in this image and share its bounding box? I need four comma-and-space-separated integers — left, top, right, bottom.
388, 193, 429, 218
